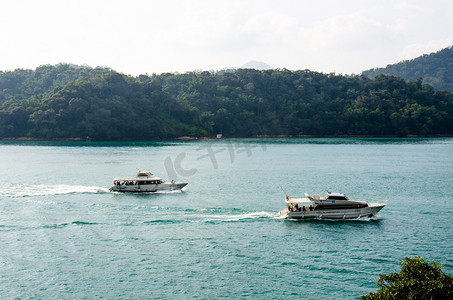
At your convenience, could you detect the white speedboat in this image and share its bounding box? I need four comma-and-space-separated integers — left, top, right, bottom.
279, 192, 385, 219
109, 170, 187, 193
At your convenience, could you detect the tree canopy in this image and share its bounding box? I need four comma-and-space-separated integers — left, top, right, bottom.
361, 257, 453, 300
362, 46, 453, 92
1, 64, 452, 140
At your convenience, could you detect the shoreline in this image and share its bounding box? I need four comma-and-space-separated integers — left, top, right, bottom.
1, 134, 453, 142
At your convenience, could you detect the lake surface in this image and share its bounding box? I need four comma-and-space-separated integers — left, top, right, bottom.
1, 138, 452, 299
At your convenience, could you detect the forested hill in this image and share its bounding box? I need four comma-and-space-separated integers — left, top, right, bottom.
362, 46, 453, 92
1, 64, 452, 140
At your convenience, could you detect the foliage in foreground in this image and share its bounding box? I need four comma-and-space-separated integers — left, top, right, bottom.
360, 256, 453, 300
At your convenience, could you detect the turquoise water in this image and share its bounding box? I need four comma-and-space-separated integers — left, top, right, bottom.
1, 138, 452, 299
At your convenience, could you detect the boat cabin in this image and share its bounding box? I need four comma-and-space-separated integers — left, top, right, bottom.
112, 170, 164, 186
137, 171, 153, 177
325, 192, 349, 200
113, 179, 163, 186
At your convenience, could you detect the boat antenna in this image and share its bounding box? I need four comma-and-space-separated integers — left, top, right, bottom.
278, 185, 288, 196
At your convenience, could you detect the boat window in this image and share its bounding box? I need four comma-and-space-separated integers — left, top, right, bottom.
326, 196, 348, 200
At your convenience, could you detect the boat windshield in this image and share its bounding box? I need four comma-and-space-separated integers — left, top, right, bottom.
326, 195, 348, 200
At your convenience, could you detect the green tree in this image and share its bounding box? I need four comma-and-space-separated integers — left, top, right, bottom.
362, 46, 453, 92
1, 65, 453, 140
361, 257, 453, 300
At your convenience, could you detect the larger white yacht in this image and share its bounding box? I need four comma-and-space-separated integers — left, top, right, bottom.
280, 192, 385, 219
109, 170, 188, 193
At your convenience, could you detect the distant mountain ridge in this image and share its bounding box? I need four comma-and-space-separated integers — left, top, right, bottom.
362, 46, 453, 92
222, 61, 273, 71
240, 61, 273, 70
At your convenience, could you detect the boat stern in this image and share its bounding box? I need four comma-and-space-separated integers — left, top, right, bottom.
279, 208, 290, 218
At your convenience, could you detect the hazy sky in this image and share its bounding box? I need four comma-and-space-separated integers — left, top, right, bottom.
1, 0, 452, 76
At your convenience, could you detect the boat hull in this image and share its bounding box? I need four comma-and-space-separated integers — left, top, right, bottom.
280, 203, 386, 219
110, 182, 187, 193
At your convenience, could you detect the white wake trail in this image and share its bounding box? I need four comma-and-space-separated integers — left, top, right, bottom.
206, 211, 277, 222
0, 184, 109, 198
